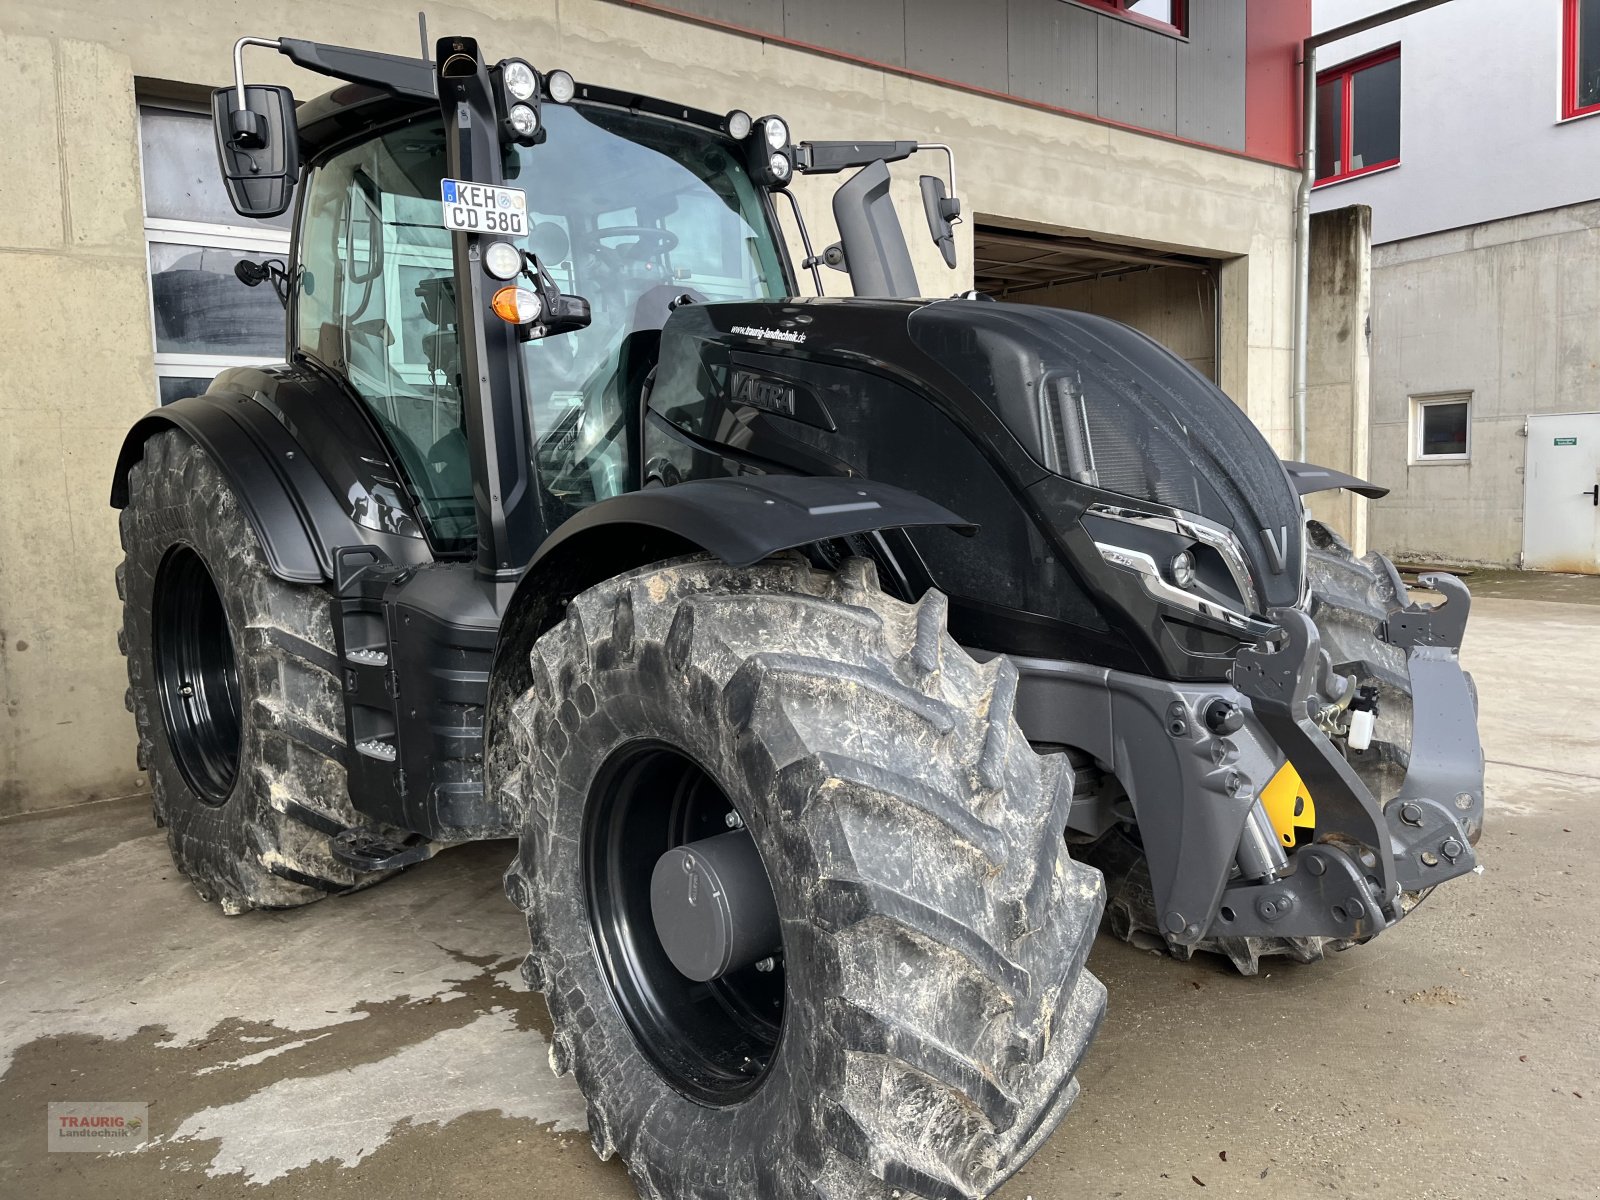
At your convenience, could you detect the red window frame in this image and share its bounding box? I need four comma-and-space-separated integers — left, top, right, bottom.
1314, 46, 1401, 186
1564, 0, 1600, 119
1073, 0, 1187, 37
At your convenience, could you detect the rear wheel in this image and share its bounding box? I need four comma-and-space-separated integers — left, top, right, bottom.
505, 556, 1106, 1199
118, 429, 416, 912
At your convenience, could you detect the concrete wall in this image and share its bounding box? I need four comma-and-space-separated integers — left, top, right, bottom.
0, 36, 152, 816
1311, 0, 1600, 245
1004, 265, 1218, 381
1365, 199, 1600, 566
0, 0, 1299, 813
1305, 204, 1372, 550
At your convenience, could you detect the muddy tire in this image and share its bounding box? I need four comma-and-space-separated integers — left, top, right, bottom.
1303, 518, 1417, 805
1079, 520, 1420, 976
118, 429, 412, 912
505, 556, 1105, 1199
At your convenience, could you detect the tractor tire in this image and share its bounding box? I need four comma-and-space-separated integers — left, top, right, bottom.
504, 555, 1106, 1200
1079, 520, 1418, 976
1302, 518, 1416, 810
118, 429, 413, 913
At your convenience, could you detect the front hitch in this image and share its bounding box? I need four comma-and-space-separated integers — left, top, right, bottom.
1226, 582, 1480, 942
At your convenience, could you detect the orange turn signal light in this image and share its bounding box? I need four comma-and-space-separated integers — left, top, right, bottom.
491, 286, 543, 325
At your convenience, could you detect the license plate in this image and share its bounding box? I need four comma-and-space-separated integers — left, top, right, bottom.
440, 179, 527, 236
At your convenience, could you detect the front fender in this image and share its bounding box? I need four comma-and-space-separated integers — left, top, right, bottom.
533, 475, 975, 574
484, 474, 973, 776
496, 474, 973, 651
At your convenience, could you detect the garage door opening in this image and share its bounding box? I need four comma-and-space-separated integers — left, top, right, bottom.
972, 223, 1220, 381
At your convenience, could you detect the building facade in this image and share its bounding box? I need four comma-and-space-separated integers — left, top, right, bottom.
0, 0, 1310, 814
1312, 0, 1600, 569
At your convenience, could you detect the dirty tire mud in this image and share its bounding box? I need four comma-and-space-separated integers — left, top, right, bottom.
1080, 520, 1421, 976
1302, 518, 1419, 807
506, 556, 1105, 1200
119, 429, 409, 912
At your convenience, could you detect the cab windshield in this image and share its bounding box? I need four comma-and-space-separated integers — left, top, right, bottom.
294, 102, 788, 551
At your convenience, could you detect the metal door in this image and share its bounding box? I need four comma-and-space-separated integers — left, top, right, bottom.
1522, 412, 1600, 573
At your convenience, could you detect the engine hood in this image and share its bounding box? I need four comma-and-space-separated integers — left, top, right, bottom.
659, 296, 1305, 615
905, 299, 1305, 610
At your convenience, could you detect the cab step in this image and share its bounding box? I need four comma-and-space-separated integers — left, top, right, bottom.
329, 827, 434, 873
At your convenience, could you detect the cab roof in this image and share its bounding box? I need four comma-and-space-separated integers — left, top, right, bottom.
295, 73, 737, 160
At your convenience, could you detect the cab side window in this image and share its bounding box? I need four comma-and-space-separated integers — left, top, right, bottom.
295, 122, 473, 546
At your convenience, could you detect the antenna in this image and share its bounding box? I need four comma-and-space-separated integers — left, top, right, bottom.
418, 11, 430, 62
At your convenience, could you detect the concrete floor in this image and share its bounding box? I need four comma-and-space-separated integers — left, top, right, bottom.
3, 582, 1597, 1199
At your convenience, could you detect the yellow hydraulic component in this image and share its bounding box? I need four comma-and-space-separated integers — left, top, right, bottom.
1260, 762, 1316, 849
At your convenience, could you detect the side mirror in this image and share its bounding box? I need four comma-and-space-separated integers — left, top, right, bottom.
211, 84, 300, 219
919, 175, 961, 270
496, 253, 593, 342
541, 293, 593, 339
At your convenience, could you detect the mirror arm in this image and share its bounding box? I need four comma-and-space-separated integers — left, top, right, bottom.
917, 143, 961, 224
228, 37, 283, 149
794, 140, 919, 175
515, 253, 592, 341
777, 188, 825, 296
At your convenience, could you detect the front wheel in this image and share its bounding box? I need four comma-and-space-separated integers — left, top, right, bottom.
504, 556, 1105, 1200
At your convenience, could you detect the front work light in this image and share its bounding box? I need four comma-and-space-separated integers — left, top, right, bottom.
725, 109, 752, 140
491, 285, 544, 325
760, 115, 789, 149
545, 69, 576, 104
746, 115, 793, 188
496, 59, 544, 146
502, 59, 538, 101
507, 103, 540, 138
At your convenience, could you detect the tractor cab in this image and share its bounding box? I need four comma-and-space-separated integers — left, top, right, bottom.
289, 101, 791, 548
214, 34, 960, 576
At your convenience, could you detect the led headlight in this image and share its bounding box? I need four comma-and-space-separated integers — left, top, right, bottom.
1170, 550, 1197, 589
1084, 503, 1275, 640
502, 60, 538, 102
483, 240, 524, 281
725, 109, 753, 140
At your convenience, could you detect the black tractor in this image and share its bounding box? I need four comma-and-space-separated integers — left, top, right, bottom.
111, 32, 1486, 1200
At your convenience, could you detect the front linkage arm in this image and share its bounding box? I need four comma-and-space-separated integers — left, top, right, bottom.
1226, 584, 1480, 942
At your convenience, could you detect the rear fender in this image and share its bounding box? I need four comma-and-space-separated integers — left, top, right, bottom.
110, 391, 430, 584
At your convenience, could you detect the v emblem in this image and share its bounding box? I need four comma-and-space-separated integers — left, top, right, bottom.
1260, 526, 1289, 574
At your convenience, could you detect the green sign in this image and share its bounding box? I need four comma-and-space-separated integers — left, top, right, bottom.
1554, 436, 1578, 446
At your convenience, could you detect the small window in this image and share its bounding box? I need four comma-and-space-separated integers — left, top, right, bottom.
1314, 49, 1401, 185
138, 105, 291, 403
1074, 0, 1186, 36
1413, 395, 1471, 462
1564, 0, 1600, 119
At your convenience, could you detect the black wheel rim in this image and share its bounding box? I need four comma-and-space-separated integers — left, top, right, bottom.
584, 740, 786, 1105
152, 545, 242, 805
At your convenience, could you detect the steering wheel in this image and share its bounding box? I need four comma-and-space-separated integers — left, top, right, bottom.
586, 226, 679, 257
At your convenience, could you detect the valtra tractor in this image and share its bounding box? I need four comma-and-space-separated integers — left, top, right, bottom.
111, 28, 1486, 1200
